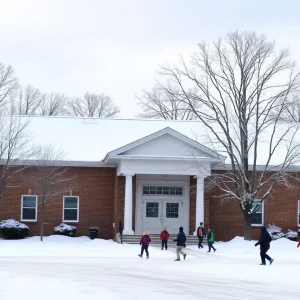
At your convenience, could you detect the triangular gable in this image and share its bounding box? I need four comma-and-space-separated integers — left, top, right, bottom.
104, 127, 223, 162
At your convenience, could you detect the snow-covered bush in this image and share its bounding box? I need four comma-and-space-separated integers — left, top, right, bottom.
266, 224, 285, 240
285, 229, 298, 241
0, 219, 29, 239
54, 223, 76, 237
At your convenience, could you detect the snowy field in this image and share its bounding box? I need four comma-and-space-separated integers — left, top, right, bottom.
0, 236, 299, 300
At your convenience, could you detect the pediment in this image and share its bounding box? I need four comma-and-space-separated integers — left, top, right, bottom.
120, 133, 211, 158
104, 127, 223, 162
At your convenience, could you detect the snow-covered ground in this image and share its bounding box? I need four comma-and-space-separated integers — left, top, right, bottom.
0, 236, 299, 299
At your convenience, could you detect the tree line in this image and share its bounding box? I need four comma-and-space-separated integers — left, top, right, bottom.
0, 63, 120, 118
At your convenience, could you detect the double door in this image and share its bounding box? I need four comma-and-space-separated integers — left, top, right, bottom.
143, 199, 182, 234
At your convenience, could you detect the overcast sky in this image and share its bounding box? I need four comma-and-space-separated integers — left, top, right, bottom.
1, 0, 300, 118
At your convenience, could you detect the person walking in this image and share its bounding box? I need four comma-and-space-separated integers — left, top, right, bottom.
255, 226, 274, 265
207, 228, 217, 252
173, 227, 187, 261
160, 228, 170, 250
138, 231, 151, 259
197, 222, 206, 249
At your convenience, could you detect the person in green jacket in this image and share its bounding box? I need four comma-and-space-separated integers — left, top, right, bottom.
207, 228, 217, 252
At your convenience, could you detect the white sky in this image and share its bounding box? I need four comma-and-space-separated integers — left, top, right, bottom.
1, 0, 300, 117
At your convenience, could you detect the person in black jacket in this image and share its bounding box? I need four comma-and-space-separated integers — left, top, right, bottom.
173, 227, 187, 261
255, 226, 274, 265
197, 222, 206, 249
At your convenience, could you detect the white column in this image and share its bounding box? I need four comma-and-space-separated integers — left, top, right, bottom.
193, 176, 204, 236
123, 174, 135, 235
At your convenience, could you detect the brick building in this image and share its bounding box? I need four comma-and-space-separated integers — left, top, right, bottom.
0, 117, 299, 241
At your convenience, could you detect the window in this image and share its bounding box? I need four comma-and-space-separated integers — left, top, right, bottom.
143, 186, 183, 196
166, 203, 179, 218
251, 200, 264, 226
21, 195, 37, 221
146, 202, 159, 218
298, 200, 300, 226
63, 196, 79, 222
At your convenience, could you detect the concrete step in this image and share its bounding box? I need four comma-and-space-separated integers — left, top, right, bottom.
115, 234, 207, 245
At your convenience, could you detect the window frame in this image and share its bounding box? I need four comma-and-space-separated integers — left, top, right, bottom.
298, 200, 300, 227
251, 199, 264, 226
142, 185, 183, 196
21, 195, 38, 222
63, 196, 79, 223
145, 202, 159, 218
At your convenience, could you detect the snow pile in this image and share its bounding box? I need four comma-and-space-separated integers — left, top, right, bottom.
54, 223, 76, 237
0, 219, 29, 229
285, 229, 298, 240
266, 224, 285, 240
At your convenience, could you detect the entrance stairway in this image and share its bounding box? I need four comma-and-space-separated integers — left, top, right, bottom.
115, 234, 207, 246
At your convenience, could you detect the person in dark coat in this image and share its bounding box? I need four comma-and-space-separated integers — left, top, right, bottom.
160, 228, 170, 250
255, 226, 274, 265
173, 227, 187, 261
138, 231, 151, 259
197, 222, 206, 249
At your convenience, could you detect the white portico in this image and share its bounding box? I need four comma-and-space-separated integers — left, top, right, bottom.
104, 127, 223, 235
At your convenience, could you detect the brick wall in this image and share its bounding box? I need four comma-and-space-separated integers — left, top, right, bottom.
206, 171, 300, 241
0, 166, 116, 239
1, 166, 299, 241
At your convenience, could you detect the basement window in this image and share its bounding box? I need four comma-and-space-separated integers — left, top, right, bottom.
251, 200, 264, 226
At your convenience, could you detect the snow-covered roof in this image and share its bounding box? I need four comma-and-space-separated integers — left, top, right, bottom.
22, 116, 212, 162
6, 116, 300, 170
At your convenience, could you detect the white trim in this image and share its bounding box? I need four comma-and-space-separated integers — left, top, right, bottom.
212, 163, 300, 172
21, 195, 38, 222
63, 196, 79, 222
298, 200, 300, 227
109, 154, 220, 162
251, 200, 264, 226
0, 159, 116, 168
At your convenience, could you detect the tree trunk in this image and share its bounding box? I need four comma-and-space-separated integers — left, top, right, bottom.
40, 202, 44, 242
243, 213, 252, 241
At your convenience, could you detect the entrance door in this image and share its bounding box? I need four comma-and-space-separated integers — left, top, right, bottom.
143, 200, 182, 234
161, 200, 182, 233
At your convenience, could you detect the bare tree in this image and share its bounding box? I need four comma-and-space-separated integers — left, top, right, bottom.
158, 31, 300, 240
0, 116, 33, 200
40, 93, 68, 116
137, 81, 200, 120
269, 94, 300, 123
23, 145, 74, 241
0, 62, 18, 109
67, 92, 120, 117
11, 85, 45, 115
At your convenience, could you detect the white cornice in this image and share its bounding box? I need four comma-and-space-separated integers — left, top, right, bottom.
0, 159, 116, 168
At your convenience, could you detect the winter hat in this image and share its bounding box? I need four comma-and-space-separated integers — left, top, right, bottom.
179, 227, 184, 232
200, 222, 203, 225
